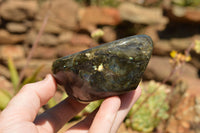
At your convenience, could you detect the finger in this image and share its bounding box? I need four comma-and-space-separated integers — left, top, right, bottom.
65, 96, 121, 133
63, 88, 141, 133
110, 86, 141, 133
89, 96, 121, 133
65, 108, 98, 133
35, 97, 87, 132
66, 88, 141, 133
0, 74, 57, 122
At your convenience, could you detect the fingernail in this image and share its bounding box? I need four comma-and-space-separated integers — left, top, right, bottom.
44, 74, 51, 81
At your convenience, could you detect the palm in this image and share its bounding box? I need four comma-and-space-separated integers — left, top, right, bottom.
0, 74, 141, 133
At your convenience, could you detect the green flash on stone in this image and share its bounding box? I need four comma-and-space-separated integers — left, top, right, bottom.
52, 35, 153, 102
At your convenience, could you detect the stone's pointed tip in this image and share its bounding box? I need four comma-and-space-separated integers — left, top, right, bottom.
135, 34, 153, 44
52, 34, 153, 102
127, 34, 151, 39
118, 34, 153, 48
142, 34, 154, 44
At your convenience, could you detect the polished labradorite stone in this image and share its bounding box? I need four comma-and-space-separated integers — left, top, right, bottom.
52, 35, 153, 102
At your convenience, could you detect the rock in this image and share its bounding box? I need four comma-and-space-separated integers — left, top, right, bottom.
166, 83, 200, 133
0, 76, 13, 93
182, 64, 199, 78
191, 56, 200, 69
0, 64, 10, 79
0, 45, 25, 60
0, 0, 38, 21
78, 6, 121, 31
26, 30, 59, 46
52, 35, 153, 102
194, 96, 200, 132
183, 77, 200, 95
34, 21, 64, 34
119, 2, 168, 25
144, 56, 171, 81
153, 37, 194, 56
58, 31, 73, 44
38, 34, 59, 46
170, 37, 193, 51
14, 59, 53, 70
70, 34, 97, 47
37, 0, 79, 30
153, 40, 172, 55
32, 46, 57, 59
57, 44, 89, 57
0, 30, 25, 44
102, 26, 117, 42
128, 0, 161, 6
143, 0, 161, 6
22, 65, 52, 80
144, 56, 198, 82
6, 22, 28, 33
164, 5, 200, 24
117, 123, 136, 133
166, 111, 192, 133
139, 25, 161, 43
181, 78, 200, 133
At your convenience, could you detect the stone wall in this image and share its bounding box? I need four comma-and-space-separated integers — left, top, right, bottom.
0, 0, 200, 92
1, 0, 199, 82
0, 0, 200, 90
0, 0, 200, 132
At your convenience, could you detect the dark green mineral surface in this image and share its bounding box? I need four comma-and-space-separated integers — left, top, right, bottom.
52, 35, 153, 102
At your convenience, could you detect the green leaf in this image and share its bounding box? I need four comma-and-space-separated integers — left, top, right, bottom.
22, 65, 45, 86
47, 97, 57, 108
7, 57, 19, 91
61, 92, 68, 101
76, 100, 102, 118
83, 100, 102, 113
91, 29, 104, 41
172, 0, 200, 6
0, 89, 11, 110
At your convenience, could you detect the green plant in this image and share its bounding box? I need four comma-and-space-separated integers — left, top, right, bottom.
47, 91, 68, 109
47, 97, 57, 108
0, 89, 11, 110
75, 0, 120, 7
0, 0, 52, 111
83, 100, 102, 113
125, 81, 169, 133
22, 65, 44, 86
0, 57, 45, 110
172, 0, 200, 7
91, 29, 104, 41
76, 100, 102, 118
7, 57, 19, 92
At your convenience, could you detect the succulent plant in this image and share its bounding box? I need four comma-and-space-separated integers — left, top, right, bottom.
125, 81, 169, 133
172, 0, 200, 7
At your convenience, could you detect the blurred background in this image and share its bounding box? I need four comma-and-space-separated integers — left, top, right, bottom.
0, 0, 200, 132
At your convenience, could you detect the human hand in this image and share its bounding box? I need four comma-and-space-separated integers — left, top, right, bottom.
0, 74, 141, 133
